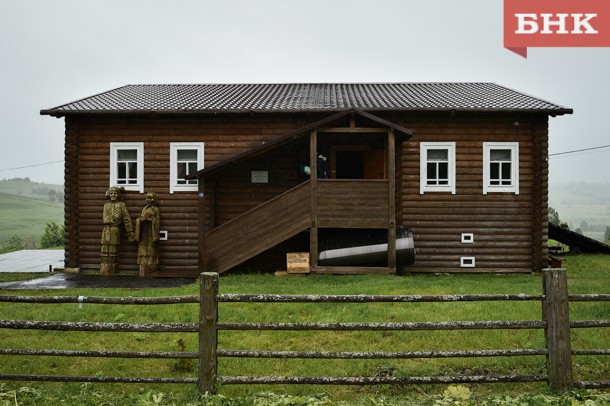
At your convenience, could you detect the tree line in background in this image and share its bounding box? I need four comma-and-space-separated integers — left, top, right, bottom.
549, 206, 610, 242
0, 221, 64, 254
2, 177, 64, 204
32, 186, 64, 204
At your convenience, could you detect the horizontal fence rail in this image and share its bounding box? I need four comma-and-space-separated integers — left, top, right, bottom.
0, 374, 197, 384
0, 293, 199, 386
218, 374, 549, 386
218, 349, 549, 359
217, 320, 546, 331
0, 268, 608, 394
0, 320, 198, 332
218, 293, 543, 302
0, 295, 199, 304
0, 349, 198, 359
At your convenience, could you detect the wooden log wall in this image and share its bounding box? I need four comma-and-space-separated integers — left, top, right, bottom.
65, 114, 317, 276
63, 111, 549, 275
390, 112, 549, 273
210, 138, 310, 227
64, 119, 80, 269
316, 180, 389, 229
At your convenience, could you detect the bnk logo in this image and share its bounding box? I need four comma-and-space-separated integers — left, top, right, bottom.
504, 0, 610, 58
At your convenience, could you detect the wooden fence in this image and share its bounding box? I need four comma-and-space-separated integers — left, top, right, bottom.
0, 268, 608, 394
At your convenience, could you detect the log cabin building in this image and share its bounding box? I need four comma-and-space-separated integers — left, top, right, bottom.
41, 83, 572, 277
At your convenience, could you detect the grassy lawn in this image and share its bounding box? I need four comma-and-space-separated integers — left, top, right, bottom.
0, 273, 51, 283
0, 254, 608, 405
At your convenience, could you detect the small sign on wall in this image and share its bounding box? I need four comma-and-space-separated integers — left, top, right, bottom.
251, 171, 269, 184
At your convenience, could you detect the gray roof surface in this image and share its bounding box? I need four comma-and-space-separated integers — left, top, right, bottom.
41, 83, 572, 116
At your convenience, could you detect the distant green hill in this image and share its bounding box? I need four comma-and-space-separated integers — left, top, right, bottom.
0, 192, 64, 246
0, 178, 63, 202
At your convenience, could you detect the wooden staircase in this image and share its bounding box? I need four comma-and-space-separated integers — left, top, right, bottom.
203, 182, 311, 274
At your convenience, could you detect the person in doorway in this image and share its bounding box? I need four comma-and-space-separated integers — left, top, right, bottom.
317, 154, 329, 178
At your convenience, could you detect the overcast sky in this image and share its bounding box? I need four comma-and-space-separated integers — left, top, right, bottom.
1, 0, 609, 185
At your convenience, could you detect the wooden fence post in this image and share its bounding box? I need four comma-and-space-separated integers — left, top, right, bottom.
542, 268, 573, 391
199, 272, 219, 394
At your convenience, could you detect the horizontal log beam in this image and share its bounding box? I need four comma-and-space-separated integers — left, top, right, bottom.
218, 348, 547, 359
310, 266, 394, 275
571, 349, 610, 356
318, 127, 388, 133
217, 294, 542, 303
568, 294, 610, 302
0, 320, 198, 332
0, 374, 196, 384
573, 380, 610, 389
0, 295, 199, 305
0, 348, 197, 359
218, 320, 546, 331
570, 320, 610, 328
219, 374, 547, 385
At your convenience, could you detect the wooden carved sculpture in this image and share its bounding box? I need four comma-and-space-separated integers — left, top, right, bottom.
100, 187, 135, 275
135, 192, 160, 277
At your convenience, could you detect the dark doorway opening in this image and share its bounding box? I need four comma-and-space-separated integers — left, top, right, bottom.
335, 151, 364, 179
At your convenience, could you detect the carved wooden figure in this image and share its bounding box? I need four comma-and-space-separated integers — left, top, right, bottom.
100, 187, 134, 275
135, 192, 160, 277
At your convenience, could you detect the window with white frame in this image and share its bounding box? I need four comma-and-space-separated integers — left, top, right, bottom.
170, 142, 204, 193
420, 142, 456, 194
110, 142, 144, 193
483, 142, 519, 194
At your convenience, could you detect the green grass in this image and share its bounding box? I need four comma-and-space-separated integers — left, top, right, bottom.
0, 193, 63, 246
0, 273, 50, 283
0, 255, 608, 405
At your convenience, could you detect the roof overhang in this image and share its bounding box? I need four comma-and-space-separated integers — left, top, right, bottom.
40, 106, 574, 118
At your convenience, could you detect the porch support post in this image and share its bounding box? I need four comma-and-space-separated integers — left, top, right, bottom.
198, 177, 206, 272
309, 130, 319, 272
387, 129, 397, 272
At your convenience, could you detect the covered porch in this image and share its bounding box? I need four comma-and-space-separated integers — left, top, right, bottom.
196, 110, 415, 275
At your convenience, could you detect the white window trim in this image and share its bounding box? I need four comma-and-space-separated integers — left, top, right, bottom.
420, 142, 456, 194
460, 257, 476, 268
110, 142, 144, 193
461, 233, 474, 244
170, 142, 204, 194
483, 142, 519, 195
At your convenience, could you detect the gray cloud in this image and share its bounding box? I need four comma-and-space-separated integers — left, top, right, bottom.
1, 0, 608, 184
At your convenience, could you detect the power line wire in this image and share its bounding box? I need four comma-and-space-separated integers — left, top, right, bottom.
2, 144, 609, 171
549, 144, 610, 157
0, 160, 63, 172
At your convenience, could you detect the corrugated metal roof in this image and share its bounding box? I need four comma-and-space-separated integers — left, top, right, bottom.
40, 83, 572, 116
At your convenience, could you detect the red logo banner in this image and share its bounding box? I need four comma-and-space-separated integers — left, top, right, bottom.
504, 0, 610, 58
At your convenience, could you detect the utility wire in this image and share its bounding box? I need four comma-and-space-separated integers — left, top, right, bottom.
0, 160, 63, 172
549, 144, 610, 158
2, 145, 609, 171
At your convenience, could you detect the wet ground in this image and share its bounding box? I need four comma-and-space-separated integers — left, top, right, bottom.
0, 250, 195, 289
0, 272, 195, 290
0, 250, 63, 273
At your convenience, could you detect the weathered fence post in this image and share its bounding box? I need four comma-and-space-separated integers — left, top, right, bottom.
542, 268, 573, 391
198, 272, 219, 394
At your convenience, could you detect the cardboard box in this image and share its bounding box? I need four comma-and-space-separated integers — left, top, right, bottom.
286, 252, 310, 274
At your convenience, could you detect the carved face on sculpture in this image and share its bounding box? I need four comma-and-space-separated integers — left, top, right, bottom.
106, 187, 123, 202
145, 192, 158, 206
